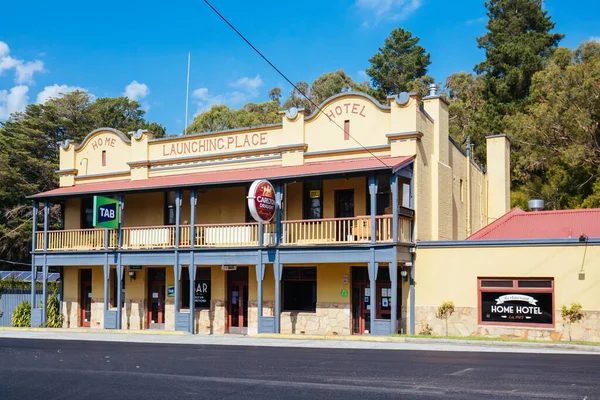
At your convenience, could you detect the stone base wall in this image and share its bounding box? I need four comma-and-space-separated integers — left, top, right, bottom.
90, 298, 104, 328
61, 298, 80, 328
123, 299, 146, 330
415, 306, 600, 342
248, 301, 275, 335
280, 303, 351, 335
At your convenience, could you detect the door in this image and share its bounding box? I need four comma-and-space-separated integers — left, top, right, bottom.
79, 269, 92, 327
227, 267, 249, 334
147, 268, 166, 329
352, 282, 371, 335
335, 189, 354, 218
335, 189, 354, 241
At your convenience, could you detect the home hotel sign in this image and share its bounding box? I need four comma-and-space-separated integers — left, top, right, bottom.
481, 292, 553, 325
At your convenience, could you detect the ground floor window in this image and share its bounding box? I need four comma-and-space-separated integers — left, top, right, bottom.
182, 267, 211, 309
478, 278, 554, 327
283, 267, 316, 312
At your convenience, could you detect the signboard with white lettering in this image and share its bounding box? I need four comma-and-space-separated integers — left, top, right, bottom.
93, 196, 119, 229
247, 180, 276, 222
194, 280, 211, 308
481, 292, 553, 325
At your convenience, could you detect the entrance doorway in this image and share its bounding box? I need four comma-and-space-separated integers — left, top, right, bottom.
351, 266, 398, 334
335, 189, 354, 218
147, 268, 166, 329
79, 269, 92, 327
227, 267, 248, 334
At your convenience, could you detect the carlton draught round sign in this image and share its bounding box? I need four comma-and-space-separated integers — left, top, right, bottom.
247, 180, 276, 222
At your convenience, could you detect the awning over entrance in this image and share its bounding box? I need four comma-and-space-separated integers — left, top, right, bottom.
30, 155, 414, 199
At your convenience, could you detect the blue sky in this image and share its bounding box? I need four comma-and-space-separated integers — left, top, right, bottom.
1, 0, 599, 134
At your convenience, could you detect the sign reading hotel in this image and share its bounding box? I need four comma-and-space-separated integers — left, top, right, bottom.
162, 132, 268, 157
93, 196, 119, 229
247, 180, 276, 222
481, 292, 553, 325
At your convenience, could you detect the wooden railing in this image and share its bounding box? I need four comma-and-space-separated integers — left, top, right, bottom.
121, 226, 177, 249
36, 216, 412, 251
37, 228, 116, 251
281, 215, 401, 245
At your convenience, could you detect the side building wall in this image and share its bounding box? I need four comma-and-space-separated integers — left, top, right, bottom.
414, 245, 600, 342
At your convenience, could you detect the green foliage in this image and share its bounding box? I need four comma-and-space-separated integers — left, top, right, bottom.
186, 100, 281, 134
436, 301, 455, 337
0, 91, 165, 265
45, 289, 63, 328
475, 0, 563, 104
11, 300, 31, 327
419, 323, 433, 336
561, 303, 584, 342
366, 28, 431, 101
506, 41, 600, 209
0, 279, 59, 292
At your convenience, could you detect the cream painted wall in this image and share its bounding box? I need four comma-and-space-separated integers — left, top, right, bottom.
63, 198, 81, 229
323, 177, 367, 218
56, 92, 507, 245
415, 246, 600, 309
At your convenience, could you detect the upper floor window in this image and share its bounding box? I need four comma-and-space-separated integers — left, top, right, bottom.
81, 198, 93, 229
303, 181, 322, 220
165, 191, 176, 225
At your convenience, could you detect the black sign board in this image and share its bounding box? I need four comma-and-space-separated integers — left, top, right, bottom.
481, 292, 553, 325
194, 280, 211, 308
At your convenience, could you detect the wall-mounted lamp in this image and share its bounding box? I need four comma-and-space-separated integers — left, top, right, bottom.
128, 270, 136, 281
579, 234, 588, 243
400, 269, 409, 282
579, 233, 589, 280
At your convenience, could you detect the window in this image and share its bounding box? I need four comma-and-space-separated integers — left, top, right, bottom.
182, 267, 211, 309
343, 120, 350, 140
460, 179, 464, 202
102, 150, 107, 167
283, 267, 316, 312
303, 181, 322, 220
81, 198, 94, 229
366, 174, 391, 215
402, 183, 411, 208
165, 191, 176, 225
478, 278, 554, 327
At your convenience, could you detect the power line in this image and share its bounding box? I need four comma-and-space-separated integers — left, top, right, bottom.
202, 0, 390, 168
0, 259, 31, 266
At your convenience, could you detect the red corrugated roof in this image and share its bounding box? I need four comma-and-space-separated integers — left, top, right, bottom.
32, 155, 413, 199
468, 208, 600, 240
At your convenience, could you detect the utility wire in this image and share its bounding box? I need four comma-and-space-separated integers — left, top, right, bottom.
202, 0, 390, 168
0, 259, 31, 266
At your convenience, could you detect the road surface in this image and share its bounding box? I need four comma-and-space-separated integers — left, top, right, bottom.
0, 338, 598, 399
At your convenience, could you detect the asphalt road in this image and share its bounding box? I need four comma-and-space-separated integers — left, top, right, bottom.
0, 338, 598, 400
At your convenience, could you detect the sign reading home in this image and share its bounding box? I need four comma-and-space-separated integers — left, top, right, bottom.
93, 196, 119, 229
247, 180, 276, 222
481, 292, 553, 325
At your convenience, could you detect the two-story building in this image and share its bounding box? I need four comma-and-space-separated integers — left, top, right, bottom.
28, 88, 510, 336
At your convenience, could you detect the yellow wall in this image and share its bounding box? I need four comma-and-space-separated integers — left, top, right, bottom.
123, 192, 164, 227
56, 92, 508, 244
317, 264, 351, 304
415, 245, 600, 309
63, 198, 81, 229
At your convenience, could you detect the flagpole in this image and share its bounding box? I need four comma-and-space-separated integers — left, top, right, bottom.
184, 52, 191, 134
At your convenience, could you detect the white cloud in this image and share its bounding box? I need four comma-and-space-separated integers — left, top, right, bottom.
0, 41, 9, 58
590, 36, 600, 42
230, 75, 263, 92
357, 70, 370, 82
0, 85, 29, 119
356, 0, 421, 25
466, 17, 486, 25
192, 75, 263, 113
36, 84, 87, 104
15, 60, 44, 84
124, 80, 150, 101
0, 41, 44, 84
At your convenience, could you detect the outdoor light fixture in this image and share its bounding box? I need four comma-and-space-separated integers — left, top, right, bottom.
579, 234, 588, 243
400, 269, 409, 282
579, 233, 589, 280
128, 270, 136, 281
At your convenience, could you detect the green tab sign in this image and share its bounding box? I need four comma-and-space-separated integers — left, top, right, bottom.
93, 196, 119, 229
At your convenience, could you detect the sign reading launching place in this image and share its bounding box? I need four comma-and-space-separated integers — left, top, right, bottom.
247, 180, 276, 222
93, 196, 119, 229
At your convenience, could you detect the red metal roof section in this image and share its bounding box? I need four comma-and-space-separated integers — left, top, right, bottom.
32, 155, 413, 198
468, 208, 600, 240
